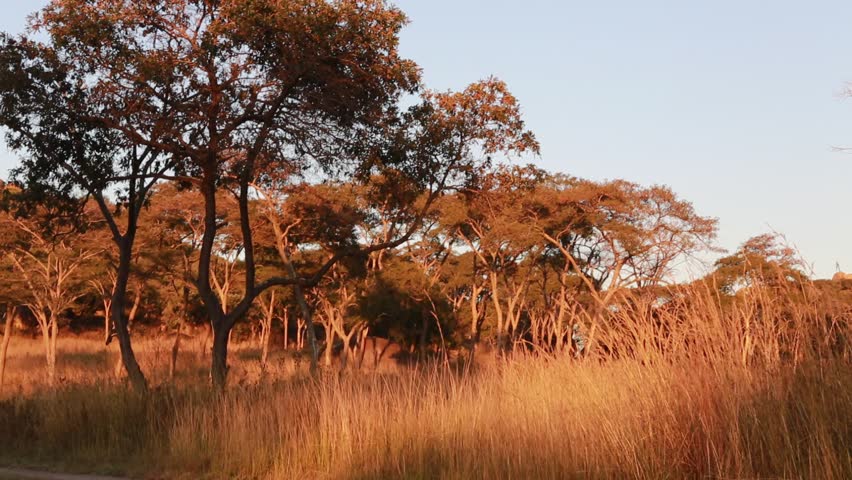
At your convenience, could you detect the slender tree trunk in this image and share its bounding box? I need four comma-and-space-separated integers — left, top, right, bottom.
260, 319, 272, 369
555, 284, 568, 352
169, 318, 184, 380
170, 286, 190, 380
468, 286, 483, 366
283, 309, 289, 351
44, 316, 57, 386
296, 318, 305, 350
200, 321, 212, 359
323, 324, 334, 368
111, 242, 148, 392
339, 330, 356, 371
0, 305, 15, 392
284, 260, 319, 373
489, 273, 507, 353
102, 299, 112, 345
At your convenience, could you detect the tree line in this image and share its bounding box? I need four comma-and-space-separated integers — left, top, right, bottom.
0, 1, 844, 391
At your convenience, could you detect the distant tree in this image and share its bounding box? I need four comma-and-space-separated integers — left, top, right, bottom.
530, 178, 717, 307
0, 204, 99, 385
445, 166, 546, 352
711, 233, 806, 295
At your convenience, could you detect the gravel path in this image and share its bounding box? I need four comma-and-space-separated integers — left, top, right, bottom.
0, 468, 128, 480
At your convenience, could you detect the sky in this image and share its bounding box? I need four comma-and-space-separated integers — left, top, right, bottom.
2, 1, 852, 279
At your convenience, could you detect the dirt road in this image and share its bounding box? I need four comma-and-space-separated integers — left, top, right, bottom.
0, 468, 128, 480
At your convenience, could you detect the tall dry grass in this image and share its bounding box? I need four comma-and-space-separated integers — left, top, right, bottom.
0, 276, 850, 479
1, 358, 849, 479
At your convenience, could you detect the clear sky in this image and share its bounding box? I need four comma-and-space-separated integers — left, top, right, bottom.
2, 1, 852, 278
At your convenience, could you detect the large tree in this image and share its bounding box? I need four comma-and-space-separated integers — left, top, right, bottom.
3, 0, 537, 389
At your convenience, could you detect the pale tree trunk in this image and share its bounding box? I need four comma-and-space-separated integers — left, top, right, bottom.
504, 281, 527, 351
169, 287, 190, 380
260, 321, 271, 370
355, 327, 370, 370
259, 290, 277, 371
200, 321, 212, 359
467, 284, 486, 365
169, 318, 184, 380
282, 309, 289, 351
40, 313, 58, 386
32, 310, 56, 386
0, 305, 16, 392
333, 319, 365, 372
322, 320, 335, 368
266, 214, 320, 374
296, 318, 305, 350
338, 329, 356, 371
489, 273, 506, 352
49, 319, 58, 383
555, 283, 569, 351
294, 285, 320, 373
102, 298, 112, 345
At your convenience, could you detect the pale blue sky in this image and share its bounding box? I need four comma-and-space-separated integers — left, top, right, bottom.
3, 1, 852, 278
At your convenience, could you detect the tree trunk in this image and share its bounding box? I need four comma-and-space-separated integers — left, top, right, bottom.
102, 299, 112, 345
211, 321, 230, 391
169, 317, 184, 380
296, 318, 305, 350
260, 319, 272, 370
283, 309, 289, 351
170, 286, 190, 380
555, 284, 568, 352
114, 284, 143, 378
489, 273, 507, 353
468, 285, 484, 366
200, 321, 212, 359
110, 243, 148, 392
287, 272, 319, 374
323, 325, 334, 368
44, 316, 57, 386
0, 305, 15, 392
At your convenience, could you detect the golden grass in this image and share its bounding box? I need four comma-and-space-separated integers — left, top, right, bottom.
0, 278, 850, 479
1, 354, 850, 479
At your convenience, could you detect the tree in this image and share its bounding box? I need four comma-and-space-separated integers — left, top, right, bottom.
711, 233, 805, 295
444, 166, 546, 352
0, 25, 178, 391
0, 206, 98, 385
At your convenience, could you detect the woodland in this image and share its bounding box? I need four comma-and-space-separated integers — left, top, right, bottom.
0, 2, 849, 479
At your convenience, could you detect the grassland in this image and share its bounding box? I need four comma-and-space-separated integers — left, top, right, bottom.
0, 337, 849, 479
1, 280, 851, 479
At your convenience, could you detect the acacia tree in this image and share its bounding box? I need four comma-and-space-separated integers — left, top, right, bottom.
711, 233, 805, 295
526, 178, 717, 355
0, 209, 98, 385
445, 166, 546, 352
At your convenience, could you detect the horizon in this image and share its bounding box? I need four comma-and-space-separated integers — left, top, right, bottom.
2, 1, 851, 278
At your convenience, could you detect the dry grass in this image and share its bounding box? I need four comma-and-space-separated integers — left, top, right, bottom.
0, 279, 850, 479
0, 357, 849, 479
